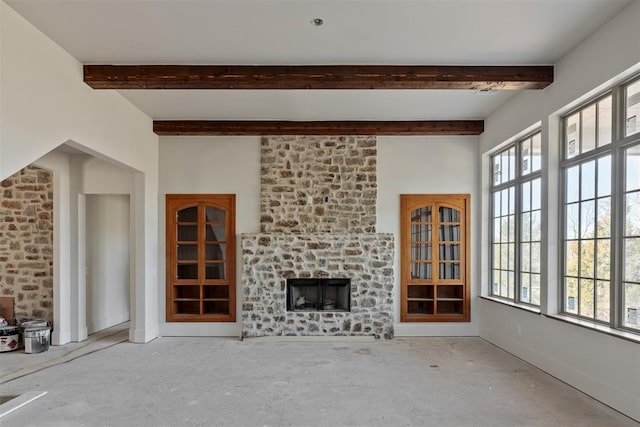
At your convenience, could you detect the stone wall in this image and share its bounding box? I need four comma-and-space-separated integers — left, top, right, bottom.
260, 136, 377, 234
241, 233, 394, 338
0, 166, 54, 324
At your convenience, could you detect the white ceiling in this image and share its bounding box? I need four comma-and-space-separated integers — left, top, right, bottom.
6, 0, 634, 122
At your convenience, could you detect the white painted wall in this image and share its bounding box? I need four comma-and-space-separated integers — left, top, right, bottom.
0, 4, 3, 169
158, 136, 480, 337
1, 2, 159, 343
377, 136, 480, 336
479, 1, 640, 420
86, 195, 130, 334
80, 157, 135, 195
0, 3, 156, 181
158, 136, 261, 336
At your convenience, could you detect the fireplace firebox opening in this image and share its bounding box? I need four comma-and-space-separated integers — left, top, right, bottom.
286, 278, 351, 312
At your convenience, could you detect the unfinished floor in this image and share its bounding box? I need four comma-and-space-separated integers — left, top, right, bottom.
0, 327, 637, 426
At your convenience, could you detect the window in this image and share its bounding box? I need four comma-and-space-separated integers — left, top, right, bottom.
400, 194, 470, 322
166, 194, 236, 322
623, 78, 640, 331
490, 131, 542, 306
623, 145, 640, 329
626, 79, 640, 137
561, 77, 640, 333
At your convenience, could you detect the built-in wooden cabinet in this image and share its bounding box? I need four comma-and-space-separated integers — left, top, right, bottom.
166, 194, 235, 322
401, 194, 470, 322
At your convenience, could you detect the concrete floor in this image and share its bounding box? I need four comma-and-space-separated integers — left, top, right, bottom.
0, 327, 637, 427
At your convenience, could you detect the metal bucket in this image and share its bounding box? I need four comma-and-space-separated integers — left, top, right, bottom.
21, 319, 48, 330
0, 326, 20, 352
24, 327, 50, 354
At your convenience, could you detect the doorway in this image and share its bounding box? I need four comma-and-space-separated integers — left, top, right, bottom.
85, 194, 131, 334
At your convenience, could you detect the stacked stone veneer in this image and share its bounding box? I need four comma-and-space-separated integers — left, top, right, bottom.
260, 136, 377, 234
241, 233, 394, 338
243, 135, 396, 338
0, 166, 54, 324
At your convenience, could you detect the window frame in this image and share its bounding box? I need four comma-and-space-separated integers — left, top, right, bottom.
624, 76, 640, 138
560, 78, 640, 334
489, 129, 543, 308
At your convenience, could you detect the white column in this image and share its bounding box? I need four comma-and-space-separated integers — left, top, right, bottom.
130, 172, 159, 343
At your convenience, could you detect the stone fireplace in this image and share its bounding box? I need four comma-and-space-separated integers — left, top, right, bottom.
241, 136, 395, 338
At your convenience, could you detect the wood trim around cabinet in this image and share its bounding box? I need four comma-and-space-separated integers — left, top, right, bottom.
166, 194, 236, 322
84, 65, 553, 90
400, 194, 471, 322
153, 120, 484, 136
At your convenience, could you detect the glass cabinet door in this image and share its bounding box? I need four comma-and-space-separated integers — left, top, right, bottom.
436, 206, 465, 315
203, 206, 228, 315
438, 206, 461, 281
408, 206, 434, 315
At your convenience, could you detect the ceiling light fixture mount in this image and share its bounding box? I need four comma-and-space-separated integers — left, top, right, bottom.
311, 18, 324, 26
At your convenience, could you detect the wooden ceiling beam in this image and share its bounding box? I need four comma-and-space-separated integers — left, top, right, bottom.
84, 65, 553, 90
152, 120, 484, 136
